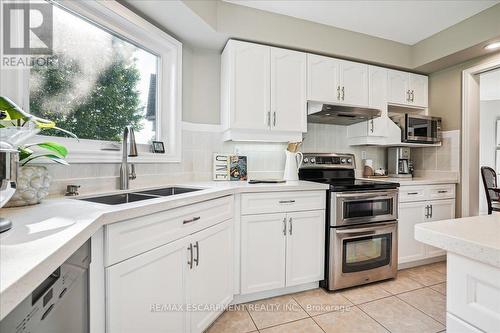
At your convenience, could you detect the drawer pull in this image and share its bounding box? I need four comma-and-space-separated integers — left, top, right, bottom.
183, 216, 201, 224
407, 192, 419, 195
437, 190, 448, 193
279, 200, 296, 204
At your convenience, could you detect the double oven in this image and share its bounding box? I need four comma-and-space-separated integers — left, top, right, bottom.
299, 153, 399, 291
328, 189, 398, 290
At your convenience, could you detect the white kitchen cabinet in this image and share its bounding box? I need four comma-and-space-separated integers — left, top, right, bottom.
409, 74, 428, 108
285, 210, 325, 287
224, 41, 270, 131
240, 209, 325, 295
221, 40, 306, 141
188, 221, 233, 333
340, 60, 369, 106
398, 201, 427, 264
388, 70, 428, 108
368, 66, 388, 110
240, 213, 287, 294
425, 199, 455, 257
398, 185, 455, 266
271, 47, 307, 132
107, 220, 233, 333
106, 237, 187, 333
307, 55, 368, 107
388, 70, 410, 105
307, 54, 339, 103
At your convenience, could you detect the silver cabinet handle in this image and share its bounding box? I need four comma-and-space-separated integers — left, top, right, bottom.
437, 190, 448, 193
407, 192, 419, 195
193, 241, 199, 267
407, 90, 411, 102
282, 217, 286, 236
429, 204, 433, 218
183, 216, 201, 224
187, 243, 193, 269
273, 111, 276, 127
424, 205, 429, 218
289, 217, 293, 235
370, 119, 374, 133
279, 200, 296, 204
341, 86, 345, 100
267, 111, 271, 127
411, 90, 415, 102
337, 86, 341, 100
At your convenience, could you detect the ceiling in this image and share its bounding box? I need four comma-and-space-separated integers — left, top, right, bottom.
223, 0, 499, 45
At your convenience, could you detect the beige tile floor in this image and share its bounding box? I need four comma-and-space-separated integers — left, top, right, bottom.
206, 262, 447, 333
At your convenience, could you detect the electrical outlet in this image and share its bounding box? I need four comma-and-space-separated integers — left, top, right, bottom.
361, 151, 367, 160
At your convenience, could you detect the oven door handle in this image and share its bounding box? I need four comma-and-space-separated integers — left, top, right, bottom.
335, 191, 396, 199
335, 222, 396, 235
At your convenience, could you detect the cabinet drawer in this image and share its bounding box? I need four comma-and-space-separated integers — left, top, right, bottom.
426, 184, 455, 200
241, 191, 325, 215
105, 196, 233, 266
399, 187, 426, 202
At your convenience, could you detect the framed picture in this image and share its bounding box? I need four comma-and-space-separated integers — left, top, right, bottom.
151, 141, 165, 153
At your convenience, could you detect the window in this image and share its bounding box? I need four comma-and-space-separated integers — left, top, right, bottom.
3, 0, 182, 162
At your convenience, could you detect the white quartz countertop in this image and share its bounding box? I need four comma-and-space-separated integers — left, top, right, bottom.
415, 214, 500, 268
359, 177, 459, 186
0, 180, 328, 320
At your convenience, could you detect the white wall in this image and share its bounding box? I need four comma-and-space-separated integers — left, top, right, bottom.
479, 100, 500, 215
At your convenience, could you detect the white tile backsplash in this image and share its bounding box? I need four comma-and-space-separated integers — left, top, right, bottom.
44, 123, 389, 196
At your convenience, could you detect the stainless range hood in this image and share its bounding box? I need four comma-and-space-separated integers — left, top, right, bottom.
307, 101, 381, 125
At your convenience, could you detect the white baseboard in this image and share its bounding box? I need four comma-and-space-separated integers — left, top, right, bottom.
231, 282, 319, 305
398, 255, 446, 270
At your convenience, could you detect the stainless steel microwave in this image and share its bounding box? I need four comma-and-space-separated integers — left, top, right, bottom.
392, 114, 442, 144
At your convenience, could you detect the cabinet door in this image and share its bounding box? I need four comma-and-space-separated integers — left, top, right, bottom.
340, 60, 369, 107
368, 65, 388, 110
271, 48, 307, 132
425, 199, 455, 258
285, 210, 325, 287
188, 220, 233, 333
307, 54, 340, 103
241, 213, 286, 294
106, 238, 187, 333
398, 202, 427, 264
409, 74, 428, 107
230, 41, 270, 130
387, 70, 410, 105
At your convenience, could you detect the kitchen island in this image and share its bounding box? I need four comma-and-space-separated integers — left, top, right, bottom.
415, 214, 500, 332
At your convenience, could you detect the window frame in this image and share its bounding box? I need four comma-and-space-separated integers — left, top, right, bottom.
11, 0, 183, 163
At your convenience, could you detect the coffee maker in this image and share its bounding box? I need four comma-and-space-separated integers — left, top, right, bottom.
388, 147, 413, 178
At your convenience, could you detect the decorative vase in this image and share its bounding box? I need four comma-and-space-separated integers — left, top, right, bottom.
5, 166, 51, 207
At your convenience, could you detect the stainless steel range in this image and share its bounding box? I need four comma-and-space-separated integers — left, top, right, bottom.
299, 153, 400, 290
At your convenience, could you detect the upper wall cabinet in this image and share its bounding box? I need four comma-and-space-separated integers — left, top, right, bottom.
221, 40, 306, 142
307, 54, 368, 107
387, 70, 428, 108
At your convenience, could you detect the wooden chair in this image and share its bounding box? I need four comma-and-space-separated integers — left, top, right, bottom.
481, 166, 500, 215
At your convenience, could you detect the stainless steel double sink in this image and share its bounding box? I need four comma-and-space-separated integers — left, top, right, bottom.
79, 187, 201, 205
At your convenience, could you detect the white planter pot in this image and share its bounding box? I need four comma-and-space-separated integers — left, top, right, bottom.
6, 166, 51, 207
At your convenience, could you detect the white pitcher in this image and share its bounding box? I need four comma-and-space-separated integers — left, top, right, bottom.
283, 151, 303, 181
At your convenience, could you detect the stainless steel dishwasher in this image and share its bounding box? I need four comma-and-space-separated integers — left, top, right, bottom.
0, 240, 90, 333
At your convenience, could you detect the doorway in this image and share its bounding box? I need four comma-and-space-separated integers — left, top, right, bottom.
479, 69, 500, 215
461, 56, 500, 217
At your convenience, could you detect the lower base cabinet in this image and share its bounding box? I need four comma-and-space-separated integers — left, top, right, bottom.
106, 220, 233, 333
240, 210, 325, 294
398, 198, 455, 265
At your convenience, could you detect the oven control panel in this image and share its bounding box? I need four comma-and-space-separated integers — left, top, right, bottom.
301, 153, 355, 169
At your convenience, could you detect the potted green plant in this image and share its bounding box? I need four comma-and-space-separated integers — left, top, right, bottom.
0, 96, 77, 207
